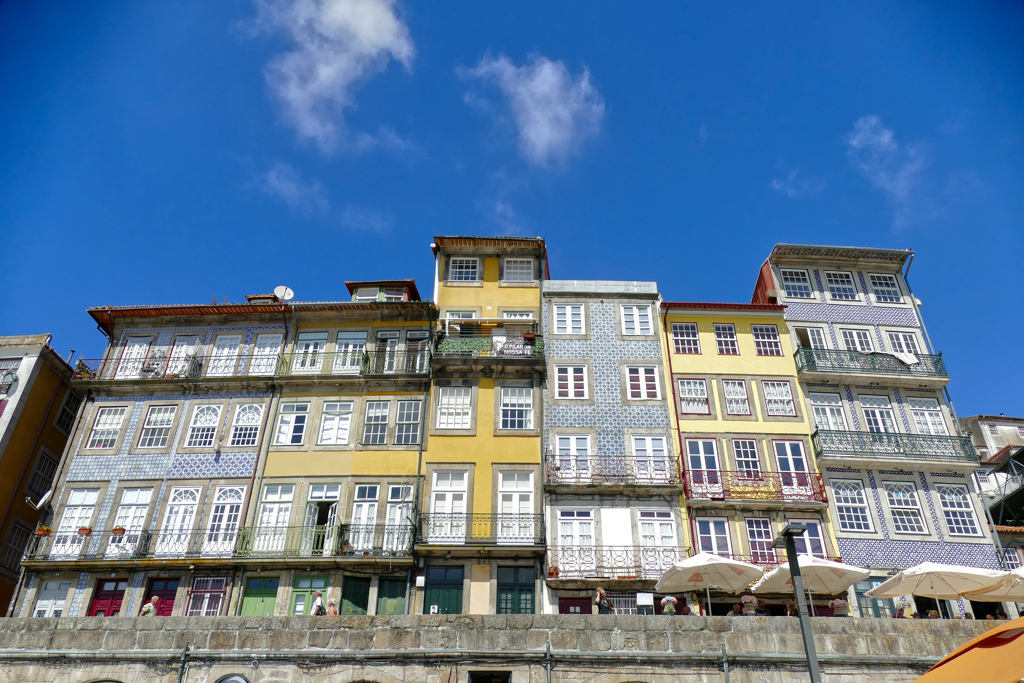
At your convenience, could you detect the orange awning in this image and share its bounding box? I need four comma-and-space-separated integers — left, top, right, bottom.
914, 616, 1024, 683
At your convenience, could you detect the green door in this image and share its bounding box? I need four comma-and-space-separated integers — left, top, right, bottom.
341, 576, 371, 615
240, 577, 280, 616
376, 578, 406, 615
424, 566, 463, 615
290, 576, 328, 615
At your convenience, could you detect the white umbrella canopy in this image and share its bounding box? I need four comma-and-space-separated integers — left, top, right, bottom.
960, 567, 1024, 602
865, 562, 1007, 600
751, 555, 870, 595
655, 552, 764, 594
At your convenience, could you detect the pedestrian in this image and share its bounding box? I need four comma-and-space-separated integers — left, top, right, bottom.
985, 614, 995, 620
595, 587, 613, 614
728, 603, 743, 617
326, 600, 338, 616
894, 607, 906, 619
755, 600, 769, 616
786, 601, 798, 617
962, 613, 973, 619
311, 590, 326, 616
679, 604, 692, 616
911, 612, 922, 619
997, 611, 1008, 620
927, 610, 940, 619
660, 595, 677, 615
139, 596, 160, 617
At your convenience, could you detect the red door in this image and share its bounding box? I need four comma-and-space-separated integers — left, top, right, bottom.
89, 579, 128, 617
559, 597, 592, 614
143, 578, 181, 616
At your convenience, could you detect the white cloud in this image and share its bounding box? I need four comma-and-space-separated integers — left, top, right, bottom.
846, 115, 925, 226
771, 169, 826, 198
253, 0, 414, 152
341, 205, 393, 232
259, 161, 329, 214
461, 54, 605, 168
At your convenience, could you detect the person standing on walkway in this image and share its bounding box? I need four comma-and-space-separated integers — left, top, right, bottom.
311, 590, 326, 616
595, 587, 613, 614
139, 596, 160, 617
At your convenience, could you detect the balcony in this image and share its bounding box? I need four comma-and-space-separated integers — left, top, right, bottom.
275, 350, 430, 378
795, 348, 949, 388
235, 524, 414, 559
544, 454, 683, 492
434, 318, 544, 361
683, 470, 827, 506
72, 354, 279, 382
417, 514, 544, 549
545, 546, 682, 584
813, 429, 978, 465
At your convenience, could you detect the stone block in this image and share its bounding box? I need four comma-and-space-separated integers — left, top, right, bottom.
527, 629, 548, 650
723, 632, 773, 653
135, 618, 166, 630
672, 616, 707, 631
706, 617, 733, 633
173, 631, 210, 650
483, 615, 507, 629
391, 629, 420, 649
16, 631, 51, 649
347, 629, 375, 650
550, 629, 577, 651
728, 616, 771, 632
555, 614, 586, 630
208, 631, 238, 650
308, 630, 332, 648
237, 629, 270, 649
532, 615, 557, 629
613, 631, 645, 651
498, 629, 528, 651
0, 631, 18, 648
137, 631, 175, 649
387, 616, 418, 629
773, 633, 805, 654
670, 631, 702, 653
24, 618, 58, 632
373, 629, 393, 649
646, 631, 669, 652
578, 630, 611, 652
615, 615, 645, 632
700, 630, 724, 652
51, 630, 102, 650
421, 627, 457, 649
458, 628, 496, 650
103, 631, 138, 649
506, 615, 533, 630
269, 630, 307, 649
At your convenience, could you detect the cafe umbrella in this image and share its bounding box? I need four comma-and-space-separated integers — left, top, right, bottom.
866, 562, 1006, 618
655, 552, 764, 615
751, 555, 870, 615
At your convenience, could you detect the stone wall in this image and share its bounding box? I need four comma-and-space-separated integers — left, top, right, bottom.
0, 615, 992, 683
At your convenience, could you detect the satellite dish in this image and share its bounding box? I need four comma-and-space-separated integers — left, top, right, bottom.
274, 286, 295, 301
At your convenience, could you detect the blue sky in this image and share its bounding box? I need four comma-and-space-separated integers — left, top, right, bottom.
0, 1, 1021, 416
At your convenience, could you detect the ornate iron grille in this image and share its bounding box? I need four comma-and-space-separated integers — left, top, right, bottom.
813, 430, 978, 463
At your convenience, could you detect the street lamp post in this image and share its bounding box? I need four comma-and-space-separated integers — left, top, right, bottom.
773, 523, 821, 683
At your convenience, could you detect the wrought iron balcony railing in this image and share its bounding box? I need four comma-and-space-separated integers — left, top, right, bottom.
544, 454, 682, 486
684, 549, 844, 572
683, 470, 827, 503
813, 429, 978, 463
435, 335, 544, 359
235, 524, 414, 558
417, 513, 544, 546
795, 348, 948, 380
23, 528, 237, 563
73, 353, 281, 381
276, 350, 430, 377
545, 545, 682, 580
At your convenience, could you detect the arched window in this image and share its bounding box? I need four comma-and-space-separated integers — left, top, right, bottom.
215, 676, 251, 683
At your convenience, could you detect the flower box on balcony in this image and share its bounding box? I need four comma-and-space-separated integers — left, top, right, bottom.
111, 527, 126, 535
35, 527, 51, 537
78, 527, 92, 536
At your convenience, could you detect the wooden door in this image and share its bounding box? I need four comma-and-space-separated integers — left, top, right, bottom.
376, 578, 406, 615
341, 576, 371, 615
88, 579, 128, 617
144, 578, 181, 616
240, 577, 279, 616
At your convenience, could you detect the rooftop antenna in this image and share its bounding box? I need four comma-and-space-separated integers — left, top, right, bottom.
274, 286, 295, 301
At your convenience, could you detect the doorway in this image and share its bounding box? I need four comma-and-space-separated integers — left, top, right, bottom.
240, 577, 279, 616
376, 578, 406, 615
559, 597, 591, 614
341, 576, 371, 615
423, 566, 463, 614
143, 578, 180, 616
914, 596, 953, 619
89, 579, 128, 617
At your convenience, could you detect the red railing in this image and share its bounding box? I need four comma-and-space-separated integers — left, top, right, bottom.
544, 454, 683, 486
545, 545, 683, 580
683, 470, 827, 503
685, 549, 843, 571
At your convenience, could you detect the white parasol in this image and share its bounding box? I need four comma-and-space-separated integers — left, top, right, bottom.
655, 552, 764, 615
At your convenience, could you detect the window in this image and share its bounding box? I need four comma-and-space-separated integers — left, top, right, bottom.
292, 332, 328, 374
26, 452, 58, 496
869, 274, 903, 303
987, 423, 999, 436
503, 258, 534, 282
752, 325, 783, 356
553, 304, 585, 335
446, 310, 476, 320
558, 509, 593, 546
627, 366, 660, 399
86, 406, 127, 449
500, 387, 533, 429
556, 435, 590, 482
833, 480, 872, 531
675, 382, 708, 413
861, 395, 898, 433
205, 487, 244, 555
355, 287, 379, 301
1001, 548, 1022, 570
334, 332, 367, 374
449, 258, 479, 281
395, 400, 422, 445
229, 404, 264, 447
671, 322, 700, 354
887, 332, 920, 355
733, 440, 760, 478
429, 471, 467, 542
362, 401, 390, 445
795, 327, 827, 349
639, 510, 676, 551
351, 484, 380, 542
55, 391, 82, 433
207, 334, 242, 376
936, 484, 980, 536
114, 336, 152, 379
825, 271, 858, 301
52, 489, 99, 557
249, 333, 282, 375
621, 305, 653, 335
694, 517, 731, 556
274, 403, 309, 445
745, 518, 775, 563
34, 580, 71, 618
791, 519, 826, 558
318, 401, 353, 444
633, 436, 669, 482
107, 487, 153, 556
497, 566, 535, 614
714, 324, 738, 355
723, 380, 750, 415
0, 523, 31, 572
137, 406, 177, 448
383, 287, 405, 302
780, 269, 814, 299
1018, 426, 1024, 439
841, 329, 873, 352
503, 311, 533, 319
810, 393, 847, 431
555, 366, 587, 399
187, 576, 227, 616
156, 487, 200, 554
976, 470, 990, 484
884, 482, 927, 534
909, 398, 948, 436
186, 405, 222, 447
498, 472, 534, 542
0, 359, 20, 393
436, 387, 472, 430
762, 381, 796, 416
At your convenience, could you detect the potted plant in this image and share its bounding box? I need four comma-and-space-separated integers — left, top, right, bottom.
547, 566, 559, 578
35, 526, 51, 537
828, 598, 850, 617
111, 526, 126, 535
741, 594, 758, 615
77, 527, 92, 536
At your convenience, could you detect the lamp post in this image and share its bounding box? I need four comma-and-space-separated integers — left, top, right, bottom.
773, 523, 821, 683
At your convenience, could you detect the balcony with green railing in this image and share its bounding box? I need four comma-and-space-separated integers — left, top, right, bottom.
275, 350, 430, 378
434, 318, 544, 362
812, 429, 978, 465
795, 348, 948, 388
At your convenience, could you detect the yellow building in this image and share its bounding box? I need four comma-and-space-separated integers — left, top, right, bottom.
660, 302, 840, 614
416, 236, 548, 615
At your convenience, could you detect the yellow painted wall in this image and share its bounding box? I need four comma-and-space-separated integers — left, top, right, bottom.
437, 256, 540, 311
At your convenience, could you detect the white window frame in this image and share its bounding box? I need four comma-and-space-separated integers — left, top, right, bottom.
861, 395, 899, 434
751, 325, 783, 356
714, 324, 739, 355
274, 402, 310, 445
936, 484, 981, 536
187, 575, 227, 616
762, 381, 796, 417
794, 327, 828, 350
733, 439, 760, 477
362, 400, 391, 445
677, 379, 710, 414
500, 387, 534, 430
229, 404, 264, 447
334, 332, 367, 374
883, 482, 928, 534
436, 387, 472, 430
318, 401, 353, 445
503, 258, 534, 282
621, 305, 653, 336
626, 366, 660, 400
671, 322, 701, 354
86, 406, 127, 449
868, 273, 903, 304
186, 404, 223, 448
909, 397, 948, 436
824, 271, 859, 302
448, 257, 479, 282
26, 451, 58, 496
502, 311, 533, 320
553, 304, 585, 335
745, 517, 776, 563
780, 269, 814, 299
639, 510, 677, 550
33, 580, 72, 618
886, 331, 921, 355
841, 328, 874, 352
137, 405, 178, 449
810, 393, 847, 431
789, 518, 826, 558
555, 365, 588, 399
55, 390, 82, 433
395, 400, 422, 445
694, 517, 732, 556
723, 380, 750, 415
832, 480, 873, 532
